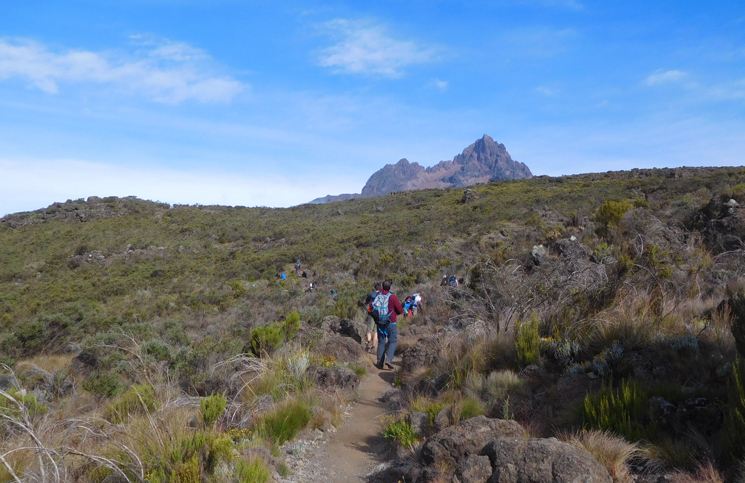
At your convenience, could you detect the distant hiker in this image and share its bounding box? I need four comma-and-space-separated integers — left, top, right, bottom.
309, 281, 315, 292
372, 280, 403, 370
295, 259, 302, 271
280, 272, 287, 280
403, 296, 414, 318
411, 293, 422, 316
448, 275, 458, 287
440, 275, 449, 287
364, 282, 382, 353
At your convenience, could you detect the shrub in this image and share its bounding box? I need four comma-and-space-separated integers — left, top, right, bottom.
82, 371, 123, 398
255, 399, 312, 445
484, 370, 525, 402
145, 431, 233, 483
236, 457, 271, 483
250, 324, 283, 357
515, 313, 541, 367
412, 397, 447, 425
381, 414, 418, 449
0, 388, 47, 420
583, 379, 648, 440
459, 396, 486, 421
282, 311, 301, 340
200, 393, 227, 428
103, 384, 156, 424
595, 200, 632, 233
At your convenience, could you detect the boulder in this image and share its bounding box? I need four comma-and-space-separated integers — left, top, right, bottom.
400, 338, 440, 374
454, 454, 492, 483
482, 437, 611, 483
305, 365, 359, 393
420, 416, 523, 468
316, 333, 363, 364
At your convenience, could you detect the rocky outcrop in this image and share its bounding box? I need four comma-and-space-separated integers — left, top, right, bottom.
479, 437, 612, 483
310, 135, 532, 203
305, 365, 360, 393
413, 417, 611, 483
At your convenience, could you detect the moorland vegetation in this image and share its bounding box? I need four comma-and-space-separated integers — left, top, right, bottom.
1, 166, 745, 482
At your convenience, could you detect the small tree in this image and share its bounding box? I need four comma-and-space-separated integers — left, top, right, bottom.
595, 200, 632, 237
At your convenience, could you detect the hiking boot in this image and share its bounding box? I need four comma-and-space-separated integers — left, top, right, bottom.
375, 360, 384, 370
384, 362, 394, 370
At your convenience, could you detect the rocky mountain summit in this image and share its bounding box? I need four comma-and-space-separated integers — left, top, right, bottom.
310, 135, 532, 204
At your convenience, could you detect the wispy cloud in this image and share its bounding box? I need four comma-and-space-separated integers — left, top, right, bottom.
0, 37, 244, 103
316, 19, 441, 78
503, 28, 577, 58
644, 69, 687, 86
427, 79, 449, 92
534, 85, 558, 96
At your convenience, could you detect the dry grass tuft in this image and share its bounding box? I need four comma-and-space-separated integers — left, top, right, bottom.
671, 462, 724, 483
559, 429, 639, 483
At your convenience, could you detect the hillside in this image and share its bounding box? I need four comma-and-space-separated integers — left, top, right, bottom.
309, 134, 531, 203
2, 165, 745, 482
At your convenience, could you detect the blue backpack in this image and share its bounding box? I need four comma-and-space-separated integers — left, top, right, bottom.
371, 292, 392, 331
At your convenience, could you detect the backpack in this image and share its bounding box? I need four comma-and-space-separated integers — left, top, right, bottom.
371, 292, 392, 331
449, 276, 457, 287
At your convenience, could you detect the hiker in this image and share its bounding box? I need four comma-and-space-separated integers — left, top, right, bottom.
364, 282, 382, 353
309, 281, 315, 292
448, 275, 458, 287
440, 275, 449, 286
372, 280, 403, 370
295, 259, 302, 271
280, 272, 286, 280
411, 293, 422, 316
403, 296, 414, 318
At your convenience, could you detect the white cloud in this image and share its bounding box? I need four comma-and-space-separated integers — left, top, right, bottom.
316, 19, 440, 77
644, 69, 687, 86
427, 79, 449, 92
534, 85, 558, 96
0, 157, 359, 216
0, 37, 244, 103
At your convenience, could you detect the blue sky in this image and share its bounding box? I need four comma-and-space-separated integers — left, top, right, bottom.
1, 1, 744, 216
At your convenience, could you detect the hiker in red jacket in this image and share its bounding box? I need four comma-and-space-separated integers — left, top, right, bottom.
372, 280, 404, 370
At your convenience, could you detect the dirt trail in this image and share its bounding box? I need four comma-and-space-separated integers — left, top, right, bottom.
279, 356, 399, 483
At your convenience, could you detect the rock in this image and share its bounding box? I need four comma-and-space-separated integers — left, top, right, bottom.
0, 375, 18, 390
454, 454, 492, 483
311, 406, 334, 432
382, 388, 405, 412
462, 189, 480, 204
328, 317, 367, 344
305, 365, 359, 393
531, 245, 546, 258
420, 416, 523, 468
552, 238, 591, 260
481, 437, 612, 483
400, 338, 440, 374
316, 333, 363, 364
70, 350, 98, 376
432, 407, 451, 433
409, 411, 430, 437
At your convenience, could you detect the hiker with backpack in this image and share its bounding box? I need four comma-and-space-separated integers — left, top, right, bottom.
364, 282, 382, 353
371, 280, 403, 370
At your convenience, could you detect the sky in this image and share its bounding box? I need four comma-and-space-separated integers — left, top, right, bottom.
1, 0, 744, 216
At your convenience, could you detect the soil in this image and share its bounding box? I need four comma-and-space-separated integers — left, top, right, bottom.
278, 354, 405, 483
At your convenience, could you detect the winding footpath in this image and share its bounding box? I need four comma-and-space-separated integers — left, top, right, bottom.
278, 359, 401, 483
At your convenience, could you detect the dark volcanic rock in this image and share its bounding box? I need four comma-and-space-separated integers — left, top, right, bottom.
482, 437, 612, 483
305, 365, 360, 392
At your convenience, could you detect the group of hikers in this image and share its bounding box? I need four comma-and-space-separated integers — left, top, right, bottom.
363, 281, 422, 370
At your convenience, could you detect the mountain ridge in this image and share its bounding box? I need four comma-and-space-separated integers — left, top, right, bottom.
309, 134, 532, 204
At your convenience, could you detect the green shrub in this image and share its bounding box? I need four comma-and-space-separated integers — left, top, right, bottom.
236, 457, 271, 483
103, 384, 156, 423
255, 399, 312, 445
412, 398, 447, 425
200, 393, 227, 427
583, 379, 648, 440
145, 431, 233, 483
250, 324, 283, 357
142, 340, 173, 362
382, 415, 418, 449
0, 388, 47, 419
282, 311, 301, 340
515, 313, 541, 367
459, 396, 486, 420
595, 200, 632, 232
82, 371, 123, 398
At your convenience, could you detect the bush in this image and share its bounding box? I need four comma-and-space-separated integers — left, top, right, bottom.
0, 388, 47, 420
200, 393, 227, 427
381, 414, 418, 449
595, 200, 632, 234
82, 371, 123, 398
515, 313, 541, 367
250, 324, 283, 357
459, 396, 486, 421
282, 311, 301, 340
236, 457, 271, 483
103, 384, 156, 424
561, 429, 639, 483
583, 379, 648, 440
255, 399, 312, 445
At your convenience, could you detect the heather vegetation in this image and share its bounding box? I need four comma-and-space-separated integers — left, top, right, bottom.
1, 166, 745, 481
